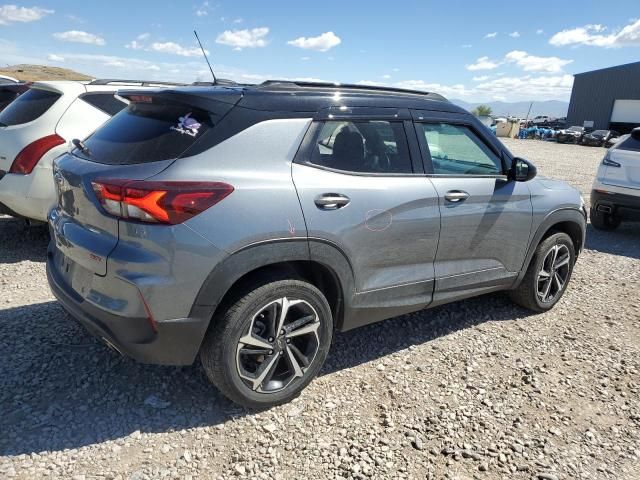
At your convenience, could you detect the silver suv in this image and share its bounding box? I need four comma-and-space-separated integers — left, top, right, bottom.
46, 81, 586, 408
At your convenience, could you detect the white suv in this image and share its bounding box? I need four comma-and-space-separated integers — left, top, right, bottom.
0, 79, 182, 222
590, 127, 640, 230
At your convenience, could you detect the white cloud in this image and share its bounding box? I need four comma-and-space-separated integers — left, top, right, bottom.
504, 50, 573, 73
0, 4, 53, 25
484, 32, 497, 39
536, 29, 544, 35
150, 41, 205, 57
472, 75, 489, 81
216, 27, 269, 49
196, 1, 210, 17
382, 74, 391, 79
53, 30, 106, 46
301, 56, 310, 61
233, 18, 243, 24
287, 31, 341, 52
47, 53, 64, 62
396, 80, 473, 99
394, 74, 573, 101
549, 19, 640, 48
509, 31, 521, 38
461, 44, 472, 48
466, 56, 501, 71
125, 33, 150, 50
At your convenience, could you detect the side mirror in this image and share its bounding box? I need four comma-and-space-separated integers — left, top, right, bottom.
632, 128, 640, 141
511, 157, 537, 182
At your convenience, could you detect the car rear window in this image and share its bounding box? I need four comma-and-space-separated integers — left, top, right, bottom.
80, 93, 127, 116
617, 135, 640, 152
0, 88, 61, 126
78, 102, 213, 165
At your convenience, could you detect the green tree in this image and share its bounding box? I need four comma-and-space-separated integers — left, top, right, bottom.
472, 105, 492, 116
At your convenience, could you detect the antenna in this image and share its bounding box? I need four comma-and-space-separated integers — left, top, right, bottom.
194, 29, 216, 84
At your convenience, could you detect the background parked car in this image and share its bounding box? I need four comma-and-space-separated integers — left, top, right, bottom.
0, 79, 184, 222
557, 126, 585, 144
590, 128, 640, 230
581, 129, 620, 147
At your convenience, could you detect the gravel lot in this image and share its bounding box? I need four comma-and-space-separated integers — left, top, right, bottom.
1, 139, 639, 480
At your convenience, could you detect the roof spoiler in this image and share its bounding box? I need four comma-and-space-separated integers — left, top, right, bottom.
117, 87, 244, 116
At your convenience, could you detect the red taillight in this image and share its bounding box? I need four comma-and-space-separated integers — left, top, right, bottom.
91, 179, 234, 225
9, 134, 66, 174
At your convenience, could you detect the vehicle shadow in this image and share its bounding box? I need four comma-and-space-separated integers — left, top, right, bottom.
584, 222, 640, 260
0, 293, 531, 456
0, 217, 48, 264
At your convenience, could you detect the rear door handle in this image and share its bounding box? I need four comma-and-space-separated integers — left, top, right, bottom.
444, 190, 470, 203
314, 193, 350, 210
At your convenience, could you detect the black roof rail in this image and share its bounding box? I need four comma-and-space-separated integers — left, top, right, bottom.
88, 79, 188, 87
257, 80, 449, 102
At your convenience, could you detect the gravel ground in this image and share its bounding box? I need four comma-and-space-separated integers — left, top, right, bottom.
1, 139, 639, 480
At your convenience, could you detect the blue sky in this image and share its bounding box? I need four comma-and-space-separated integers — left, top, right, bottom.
1, 1, 639, 102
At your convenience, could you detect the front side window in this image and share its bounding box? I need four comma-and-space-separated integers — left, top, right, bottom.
417, 123, 503, 175
309, 120, 412, 174
0, 88, 61, 126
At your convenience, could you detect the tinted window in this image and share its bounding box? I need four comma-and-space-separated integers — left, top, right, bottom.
617, 135, 640, 152
418, 123, 502, 175
0, 88, 61, 126
78, 102, 212, 165
0, 90, 19, 112
309, 120, 412, 174
81, 93, 127, 116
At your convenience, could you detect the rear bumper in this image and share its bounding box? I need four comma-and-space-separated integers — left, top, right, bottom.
46, 245, 211, 365
591, 189, 640, 221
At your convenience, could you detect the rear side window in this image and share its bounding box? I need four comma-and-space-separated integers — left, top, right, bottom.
309, 120, 412, 174
78, 102, 212, 165
617, 135, 640, 152
81, 93, 127, 116
0, 88, 61, 126
417, 123, 502, 175
0, 89, 19, 112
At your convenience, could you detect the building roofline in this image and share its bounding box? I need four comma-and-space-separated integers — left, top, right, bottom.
574, 61, 640, 77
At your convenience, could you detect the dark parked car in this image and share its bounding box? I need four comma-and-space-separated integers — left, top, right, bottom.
557, 126, 585, 144
46, 80, 586, 407
581, 129, 620, 147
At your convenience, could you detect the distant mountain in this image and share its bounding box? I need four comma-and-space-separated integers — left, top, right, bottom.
452, 99, 569, 119
0, 64, 92, 82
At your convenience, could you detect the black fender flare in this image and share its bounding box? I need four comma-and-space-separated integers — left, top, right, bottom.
513, 208, 586, 288
189, 238, 356, 334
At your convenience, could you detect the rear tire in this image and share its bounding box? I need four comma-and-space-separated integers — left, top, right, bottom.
509, 232, 575, 312
590, 208, 621, 231
200, 278, 333, 408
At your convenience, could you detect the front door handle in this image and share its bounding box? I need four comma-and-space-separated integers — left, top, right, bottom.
444, 190, 470, 203
314, 193, 350, 210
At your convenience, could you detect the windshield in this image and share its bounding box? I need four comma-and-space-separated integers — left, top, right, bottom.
568, 126, 583, 132
591, 130, 607, 136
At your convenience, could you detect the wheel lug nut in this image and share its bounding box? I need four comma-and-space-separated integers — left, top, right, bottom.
269, 350, 274, 355
280, 329, 285, 335
279, 351, 284, 356
268, 337, 274, 342
286, 339, 291, 344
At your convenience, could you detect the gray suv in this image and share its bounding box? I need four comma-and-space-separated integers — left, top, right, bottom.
46, 81, 586, 408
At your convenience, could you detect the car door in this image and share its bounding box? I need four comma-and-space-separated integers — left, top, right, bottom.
292, 107, 441, 327
412, 111, 533, 304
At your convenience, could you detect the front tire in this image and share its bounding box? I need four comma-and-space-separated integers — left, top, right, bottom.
509, 232, 575, 312
590, 208, 621, 231
200, 278, 333, 408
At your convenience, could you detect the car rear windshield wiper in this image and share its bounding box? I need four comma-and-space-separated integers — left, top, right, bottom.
72, 138, 92, 157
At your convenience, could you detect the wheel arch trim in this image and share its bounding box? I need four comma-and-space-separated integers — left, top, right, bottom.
513, 208, 586, 288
